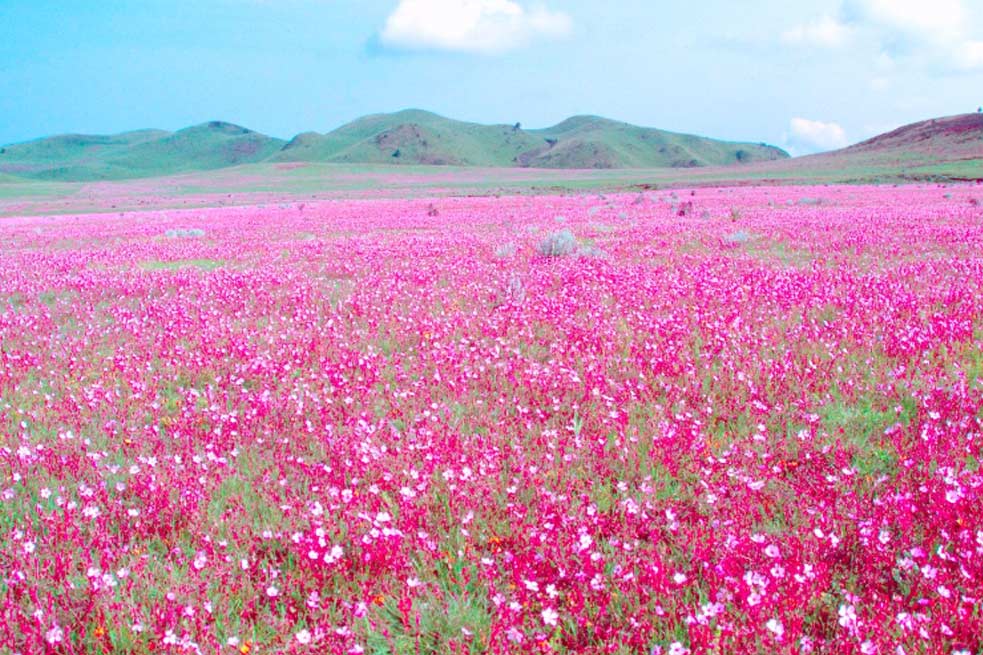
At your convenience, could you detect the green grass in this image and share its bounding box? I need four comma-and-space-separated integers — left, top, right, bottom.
0, 150, 979, 220
140, 259, 224, 271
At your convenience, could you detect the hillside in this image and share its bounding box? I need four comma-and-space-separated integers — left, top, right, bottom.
1, 110, 787, 181
7, 111, 979, 184
0, 122, 285, 181
737, 112, 983, 183
273, 109, 788, 169
835, 113, 983, 163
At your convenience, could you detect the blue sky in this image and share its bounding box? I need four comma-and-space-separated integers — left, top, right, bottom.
1, 0, 981, 154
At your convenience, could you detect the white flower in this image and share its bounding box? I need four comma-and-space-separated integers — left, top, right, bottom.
266, 585, 279, 597
766, 618, 784, 639
296, 629, 312, 645
668, 643, 690, 655
541, 607, 559, 627
45, 625, 64, 644
838, 604, 858, 633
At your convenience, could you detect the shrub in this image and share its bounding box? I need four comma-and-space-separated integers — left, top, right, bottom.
537, 230, 577, 257
165, 228, 205, 238
494, 243, 517, 258
576, 245, 609, 259
723, 230, 751, 244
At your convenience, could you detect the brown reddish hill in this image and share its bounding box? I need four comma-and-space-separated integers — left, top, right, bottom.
727, 113, 983, 184
843, 113, 983, 158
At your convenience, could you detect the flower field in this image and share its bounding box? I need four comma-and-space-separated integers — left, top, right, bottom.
2, 184, 983, 654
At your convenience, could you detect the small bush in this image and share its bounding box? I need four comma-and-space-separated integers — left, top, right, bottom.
494, 243, 518, 258
165, 228, 205, 238
576, 245, 609, 259
537, 230, 577, 257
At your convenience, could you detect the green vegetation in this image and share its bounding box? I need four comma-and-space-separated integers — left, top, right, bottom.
271, 109, 788, 169
0, 122, 284, 181
1, 110, 786, 182
1, 112, 980, 218
140, 259, 224, 271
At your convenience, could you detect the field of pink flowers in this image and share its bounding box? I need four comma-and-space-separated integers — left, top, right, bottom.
2, 184, 983, 654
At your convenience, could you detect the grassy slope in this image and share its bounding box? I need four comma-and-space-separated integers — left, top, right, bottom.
271, 109, 788, 168
526, 115, 786, 168
274, 110, 556, 165
0, 109, 791, 179
0, 123, 284, 181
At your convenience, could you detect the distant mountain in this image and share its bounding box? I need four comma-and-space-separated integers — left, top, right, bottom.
0, 122, 284, 181
0, 110, 787, 181
272, 109, 788, 169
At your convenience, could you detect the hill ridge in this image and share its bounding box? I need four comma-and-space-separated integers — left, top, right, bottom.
0, 110, 789, 181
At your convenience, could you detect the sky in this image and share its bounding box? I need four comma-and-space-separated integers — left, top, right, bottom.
1, 0, 982, 154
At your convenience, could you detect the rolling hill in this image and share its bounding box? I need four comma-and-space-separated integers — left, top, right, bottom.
5, 111, 979, 185
0, 122, 285, 181
1, 110, 787, 181
273, 109, 788, 169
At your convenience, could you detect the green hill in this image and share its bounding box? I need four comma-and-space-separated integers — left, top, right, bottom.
273, 109, 788, 169
1, 110, 788, 181
0, 122, 284, 181
273, 109, 547, 166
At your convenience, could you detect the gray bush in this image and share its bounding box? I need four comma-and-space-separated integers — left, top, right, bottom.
537, 229, 577, 257
576, 245, 609, 259
165, 228, 205, 238
494, 242, 518, 258
723, 230, 751, 244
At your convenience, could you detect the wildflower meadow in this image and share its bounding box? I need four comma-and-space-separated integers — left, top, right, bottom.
2, 184, 982, 654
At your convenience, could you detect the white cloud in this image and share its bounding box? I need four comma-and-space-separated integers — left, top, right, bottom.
781, 15, 852, 48
785, 0, 983, 71
954, 40, 983, 70
379, 0, 572, 54
789, 117, 850, 153
843, 0, 966, 43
